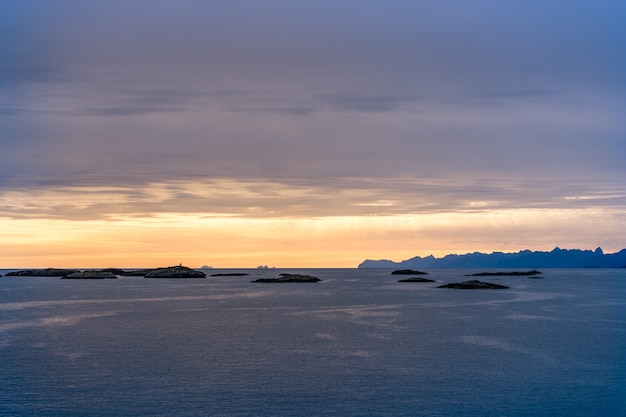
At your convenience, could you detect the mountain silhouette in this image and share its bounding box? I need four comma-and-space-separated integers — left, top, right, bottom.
358, 247, 626, 268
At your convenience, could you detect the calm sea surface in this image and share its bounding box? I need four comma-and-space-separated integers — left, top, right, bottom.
1, 268, 624, 416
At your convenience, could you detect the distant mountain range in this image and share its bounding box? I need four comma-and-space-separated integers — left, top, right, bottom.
358, 247, 626, 269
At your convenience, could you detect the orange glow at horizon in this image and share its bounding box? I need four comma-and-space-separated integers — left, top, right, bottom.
1, 207, 623, 268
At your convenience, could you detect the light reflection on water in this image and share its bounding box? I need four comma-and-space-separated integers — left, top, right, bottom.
0, 268, 625, 416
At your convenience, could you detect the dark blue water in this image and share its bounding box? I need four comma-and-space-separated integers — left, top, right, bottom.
1, 268, 625, 416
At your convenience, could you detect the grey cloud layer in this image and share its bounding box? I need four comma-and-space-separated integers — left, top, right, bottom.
4, 1, 623, 98
1, 1, 624, 202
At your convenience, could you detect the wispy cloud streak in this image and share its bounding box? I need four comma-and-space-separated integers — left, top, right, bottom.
1, 178, 624, 221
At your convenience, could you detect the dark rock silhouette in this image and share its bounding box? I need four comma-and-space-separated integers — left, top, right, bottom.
391, 269, 429, 275
397, 277, 435, 283
252, 273, 320, 283
466, 270, 541, 276
144, 265, 206, 278
62, 271, 118, 279
122, 269, 154, 276
438, 280, 508, 289
100, 268, 153, 276
100, 268, 127, 275
6, 268, 76, 277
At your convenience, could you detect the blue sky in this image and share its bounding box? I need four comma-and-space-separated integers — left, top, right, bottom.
1, 1, 625, 267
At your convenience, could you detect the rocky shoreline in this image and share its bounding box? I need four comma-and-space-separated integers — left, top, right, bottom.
438, 280, 509, 289
144, 266, 206, 278
6, 268, 77, 277
2, 267, 548, 290
252, 273, 321, 283
4, 265, 207, 279
391, 269, 429, 275
397, 277, 436, 283
62, 271, 118, 279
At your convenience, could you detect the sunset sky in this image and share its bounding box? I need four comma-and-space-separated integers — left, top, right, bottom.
1, 1, 625, 268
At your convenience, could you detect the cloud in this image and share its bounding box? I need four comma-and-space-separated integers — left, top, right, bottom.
320, 94, 419, 112
471, 89, 560, 99
0, 94, 623, 199
1, 177, 624, 222
0, 1, 624, 262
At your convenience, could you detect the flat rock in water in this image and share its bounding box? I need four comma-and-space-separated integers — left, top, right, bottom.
6, 268, 76, 277
122, 269, 154, 276
144, 265, 206, 278
438, 280, 508, 289
62, 271, 118, 279
397, 277, 436, 283
252, 273, 321, 283
391, 269, 429, 275
100, 268, 153, 276
99, 268, 128, 275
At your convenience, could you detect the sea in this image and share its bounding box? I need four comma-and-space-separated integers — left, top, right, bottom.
1, 268, 624, 416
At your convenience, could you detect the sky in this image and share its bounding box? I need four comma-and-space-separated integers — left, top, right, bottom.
1, 0, 625, 268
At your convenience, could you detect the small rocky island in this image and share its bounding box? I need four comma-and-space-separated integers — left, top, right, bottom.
391, 269, 429, 275
438, 280, 508, 289
144, 265, 206, 278
97, 268, 154, 276
6, 268, 76, 277
62, 271, 118, 279
252, 273, 321, 283
465, 270, 542, 277
397, 277, 436, 283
